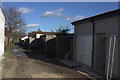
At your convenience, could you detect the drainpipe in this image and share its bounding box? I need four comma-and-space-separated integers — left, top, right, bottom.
91, 20, 95, 69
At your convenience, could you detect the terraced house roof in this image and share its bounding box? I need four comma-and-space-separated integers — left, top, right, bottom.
28, 31, 55, 37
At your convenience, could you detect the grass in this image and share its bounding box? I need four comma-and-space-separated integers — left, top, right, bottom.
2, 44, 14, 70
13, 39, 19, 43
0, 60, 2, 69
4, 44, 13, 55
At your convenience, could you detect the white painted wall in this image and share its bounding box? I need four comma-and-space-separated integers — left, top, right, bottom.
95, 16, 119, 75
46, 35, 56, 41
29, 37, 35, 44
0, 7, 5, 60
21, 36, 28, 40
95, 16, 118, 35
74, 15, 119, 76
0, 6, 5, 79
36, 34, 43, 39
75, 22, 93, 35
74, 22, 93, 67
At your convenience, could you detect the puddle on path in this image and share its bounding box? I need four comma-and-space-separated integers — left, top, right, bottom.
16, 54, 22, 57
13, 49, 18, 52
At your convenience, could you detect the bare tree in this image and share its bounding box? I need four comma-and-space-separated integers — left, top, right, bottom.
37, 28, 42, 32
52, 25, 70, 36
4, 7, 26, 38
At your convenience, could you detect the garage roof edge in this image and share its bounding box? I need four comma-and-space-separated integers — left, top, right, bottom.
71, 8, 120, 25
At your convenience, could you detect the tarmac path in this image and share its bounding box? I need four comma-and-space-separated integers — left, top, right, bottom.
2, 44, 88, 79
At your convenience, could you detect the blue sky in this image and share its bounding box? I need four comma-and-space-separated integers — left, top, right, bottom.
2, 2, 119, 33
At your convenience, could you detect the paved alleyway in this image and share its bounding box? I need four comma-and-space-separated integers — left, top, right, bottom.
2, 44, 88, 79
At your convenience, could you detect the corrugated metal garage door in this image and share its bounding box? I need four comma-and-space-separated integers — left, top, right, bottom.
75, 36, 92, 67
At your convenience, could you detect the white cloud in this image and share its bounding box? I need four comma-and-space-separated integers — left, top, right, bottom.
41, 8, 64, 17
65, 15, 85, 21
25, 24, 40, 28
41, 8, 85, 21
17, 7, 34, 14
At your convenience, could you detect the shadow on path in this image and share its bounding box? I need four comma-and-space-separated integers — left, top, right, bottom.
14, 43, 69, 68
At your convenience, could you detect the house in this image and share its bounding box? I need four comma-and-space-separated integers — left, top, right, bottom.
28, 31, 56, 51
31, 31, 56, 41
0, 5, 5, 79
20, 36, 29, 45
72, 9, 120, 77
28, 31, 56, 43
